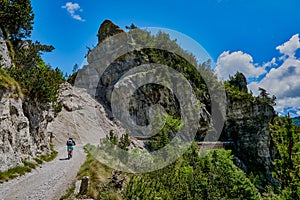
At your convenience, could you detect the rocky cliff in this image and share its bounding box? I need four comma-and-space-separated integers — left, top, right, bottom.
97, 20, 124, 44
0, 28, 53, 171
0, 90, 53, 171
223, 98, 276, 184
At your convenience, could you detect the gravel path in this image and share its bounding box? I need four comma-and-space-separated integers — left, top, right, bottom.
0, 145, 86, 200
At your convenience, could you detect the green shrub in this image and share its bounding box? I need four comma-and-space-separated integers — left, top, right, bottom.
7, 57, 64, 105
124, 145, 261, 200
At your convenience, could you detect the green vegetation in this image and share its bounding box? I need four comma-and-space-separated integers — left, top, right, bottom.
257, 87, 276, 106
39, 143, 58, 162
225, 72, 255, 102
7, 50, 64, 105
124, 144, 261, 200
69, 144, 261, 200
75, 144, 124, 200
121, 28, 221, 109
2, 1, 300, 197
0, 68, 23, 97
60, 182, 76, 200
269, 116, 300, 199
1, 0, 65, 107
147, 114, 181, 151
0, 161, 36, 183
225, 72, 276, 108
0, 0, 34, 41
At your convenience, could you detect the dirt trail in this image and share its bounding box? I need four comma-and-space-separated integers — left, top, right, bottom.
0, 145, 86, 200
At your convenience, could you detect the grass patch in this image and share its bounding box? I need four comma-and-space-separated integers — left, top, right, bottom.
39, 144, 58, 162
76, 144, 114, 199
23, 160, 38, 169
33, 157, 43, 165
71, 144, 125, 200
0, 68, 23, 98
0, 161, 34, 183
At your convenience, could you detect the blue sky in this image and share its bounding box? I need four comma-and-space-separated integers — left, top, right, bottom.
31, 0, 300, 116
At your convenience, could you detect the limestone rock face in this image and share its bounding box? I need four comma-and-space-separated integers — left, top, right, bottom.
0, 28, 12, 68
222, 99, 276, 183
97, 19, 124, 44
0, 92, 52, 171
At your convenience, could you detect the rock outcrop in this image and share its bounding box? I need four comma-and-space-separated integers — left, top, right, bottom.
97, 19, 124, 44
0, 91, 52, 171
0, 28, 12, 68
222, 99, 276, 183
77, 21, 212, 139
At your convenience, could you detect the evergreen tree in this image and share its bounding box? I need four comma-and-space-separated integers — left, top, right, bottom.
229, 72, 248, 92
124, 146, 261, 200
258, 87, 276, 106
125, 23, 138, 30
270, 115, 300, 199
0, 0, 34, 40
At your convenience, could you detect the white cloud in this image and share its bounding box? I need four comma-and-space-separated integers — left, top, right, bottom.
262, 57, 277, 68
247, 34, 300, 116
276, 34, 300, 60
215, 51, 266, 80
62, 2, 85, 22
216, 34, 300, 116
249, 35, 300, 99
274, 97, 300, 117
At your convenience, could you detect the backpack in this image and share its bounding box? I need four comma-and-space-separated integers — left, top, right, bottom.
67, 140, 73, 146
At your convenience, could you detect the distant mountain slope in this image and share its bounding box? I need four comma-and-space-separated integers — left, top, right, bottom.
293, 116, 300, 126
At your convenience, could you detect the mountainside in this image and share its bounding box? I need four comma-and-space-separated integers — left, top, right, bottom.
76, 20, 276, 183
293, 116, 300, 126
1, 1, 299, 198
223, 92, 276, 184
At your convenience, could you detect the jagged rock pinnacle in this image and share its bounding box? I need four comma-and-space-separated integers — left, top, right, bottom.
97, 19, 124, 44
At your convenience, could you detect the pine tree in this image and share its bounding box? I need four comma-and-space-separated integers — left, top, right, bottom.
270, 115, 300, 199
0, 0, 34, 40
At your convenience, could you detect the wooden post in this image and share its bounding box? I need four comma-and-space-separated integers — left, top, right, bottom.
79, 176, 89, 195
